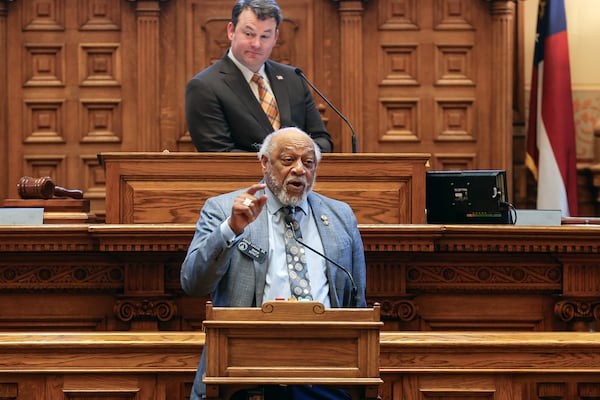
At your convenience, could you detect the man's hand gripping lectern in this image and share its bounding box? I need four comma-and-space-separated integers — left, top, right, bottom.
202, 300, 382, 400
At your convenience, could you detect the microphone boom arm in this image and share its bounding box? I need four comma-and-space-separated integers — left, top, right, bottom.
285, 216, 358, 307
295, 68, 358, 153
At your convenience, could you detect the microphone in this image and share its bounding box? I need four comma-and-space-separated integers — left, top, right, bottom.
294, 68, 358, 153
284, 214, 358, 307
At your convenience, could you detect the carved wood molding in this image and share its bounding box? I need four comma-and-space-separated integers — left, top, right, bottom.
3, 224, 600, 254
2, 224, 600, 329
91, 224, 194, 251
406, 263, 562, 293
379, 298, 418, 322
360, 225, 600, 254
555, 298, 600, 332
0, 225, 93, 251
0, 264, 123, 291
114, 296, 177, 322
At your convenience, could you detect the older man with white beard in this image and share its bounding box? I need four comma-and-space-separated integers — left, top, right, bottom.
181, 127, 366, 400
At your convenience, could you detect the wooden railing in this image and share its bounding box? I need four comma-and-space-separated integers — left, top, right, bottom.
2, 331, 600, 400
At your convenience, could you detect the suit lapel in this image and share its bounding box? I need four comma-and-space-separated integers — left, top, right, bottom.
219, 56, 273, 130
307, 194, 340, 282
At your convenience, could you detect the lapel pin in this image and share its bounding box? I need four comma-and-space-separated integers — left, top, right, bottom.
321, 215, 329, 226
276, 75, 284, 80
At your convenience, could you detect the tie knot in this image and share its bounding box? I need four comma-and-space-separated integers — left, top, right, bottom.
282, 206, 298, 216
252, 73, 264, 85
282, 206, 302, 239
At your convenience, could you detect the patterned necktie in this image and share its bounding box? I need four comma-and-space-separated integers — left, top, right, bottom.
252, 73, 281, 130
281, 206, 312, 300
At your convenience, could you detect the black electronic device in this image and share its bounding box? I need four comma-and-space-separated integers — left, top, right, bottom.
426, 169, 511, 224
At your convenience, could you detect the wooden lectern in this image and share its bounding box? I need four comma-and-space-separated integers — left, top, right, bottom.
98, 152, 429, 225
202, 301, 382, 400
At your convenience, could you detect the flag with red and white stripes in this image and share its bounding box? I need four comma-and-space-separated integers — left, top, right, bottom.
525, 0, 578, 217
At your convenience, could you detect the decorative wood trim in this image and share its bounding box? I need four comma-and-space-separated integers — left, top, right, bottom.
335, 0, 366, 152
2, 223, 600, 254
2, 223, 600, 329
114, 296, 177, 322
132, 0, 162, 151
488, 0, 516, 190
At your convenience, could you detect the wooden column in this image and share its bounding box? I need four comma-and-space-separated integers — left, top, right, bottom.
489, 0, 516, 183
555, 256, 600, 332
333, 0, 366, 153
130, 0, 164, 151
0, 1, 10, 200
114, 261, 177, 331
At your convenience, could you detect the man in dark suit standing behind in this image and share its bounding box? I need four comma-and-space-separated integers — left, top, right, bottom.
185, 0, 334, 153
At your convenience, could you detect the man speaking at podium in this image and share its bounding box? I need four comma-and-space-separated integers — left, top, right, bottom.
185, 0, 333, 153
181, 127, 367, 399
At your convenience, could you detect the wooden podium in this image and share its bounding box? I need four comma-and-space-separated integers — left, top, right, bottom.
202, 301, 383, 400
98, 152, 429, 225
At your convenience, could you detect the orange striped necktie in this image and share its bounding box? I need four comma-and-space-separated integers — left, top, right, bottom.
252, 73, 281, 130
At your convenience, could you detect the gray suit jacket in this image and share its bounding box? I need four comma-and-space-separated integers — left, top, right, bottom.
180, 188, 366, 399
181, 188, 366, 308
185, 53, 333, 153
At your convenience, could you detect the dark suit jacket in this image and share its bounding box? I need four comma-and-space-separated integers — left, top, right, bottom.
185, 53, 333, 152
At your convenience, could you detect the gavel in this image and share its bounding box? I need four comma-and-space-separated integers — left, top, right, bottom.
17, 176, 83, 200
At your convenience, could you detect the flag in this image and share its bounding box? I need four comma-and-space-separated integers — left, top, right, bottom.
525, 0, 578, 217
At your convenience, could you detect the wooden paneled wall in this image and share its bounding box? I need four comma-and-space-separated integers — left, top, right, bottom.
0, 0, 527, 220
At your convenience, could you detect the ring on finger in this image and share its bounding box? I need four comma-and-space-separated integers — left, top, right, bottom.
242, 198, 253, 207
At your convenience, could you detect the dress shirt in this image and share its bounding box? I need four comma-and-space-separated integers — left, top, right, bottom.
217, 187, 330, 307
227, 50, 275, 104
262, 187, 330, 306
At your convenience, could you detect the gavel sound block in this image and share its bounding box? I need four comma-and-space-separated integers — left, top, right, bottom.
1, 177, 93, 223
17, 176, 83, 200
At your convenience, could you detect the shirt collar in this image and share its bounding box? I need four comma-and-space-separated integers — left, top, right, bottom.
227, 49, 267, 84
264, 186, 309, 216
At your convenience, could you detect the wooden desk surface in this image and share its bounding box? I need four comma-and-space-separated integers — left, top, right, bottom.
2, 331, 600, 400
2, 330, 600, 373
2, 223, 600, 253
